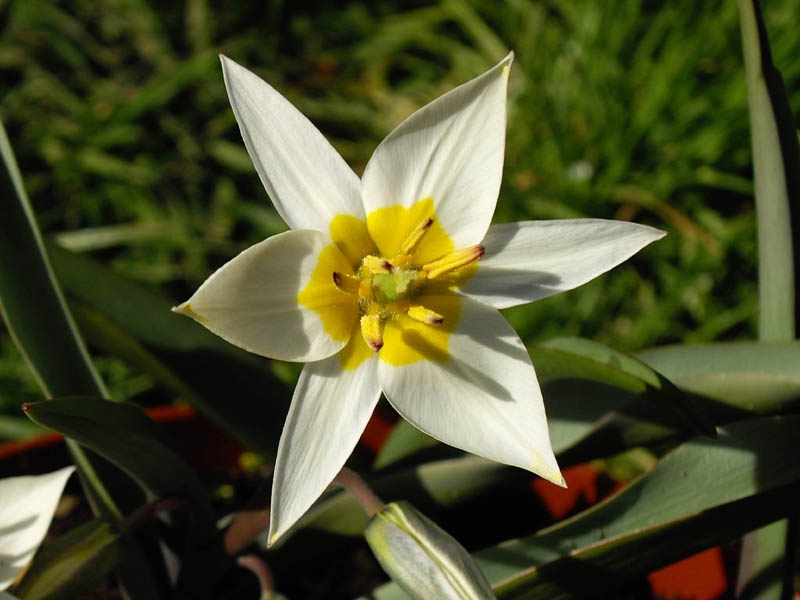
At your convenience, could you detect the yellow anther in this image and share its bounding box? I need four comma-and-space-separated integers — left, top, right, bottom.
423, 244, 485, 279
360, 312, 384, 352
362, 255, 392, 275
407, 304, 444, 325
332, 272, 361, 296
398, 217, 434, 257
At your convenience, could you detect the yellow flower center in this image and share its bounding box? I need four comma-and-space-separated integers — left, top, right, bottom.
298, 198, 482, 370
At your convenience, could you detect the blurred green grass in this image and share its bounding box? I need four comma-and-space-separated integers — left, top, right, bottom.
1, 0, 798, 424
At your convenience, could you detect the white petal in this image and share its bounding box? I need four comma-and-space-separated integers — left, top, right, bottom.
268, 352, 381, 544
379, 297, 563, 485
221, 55, 363, 230
173, 229, 353, 362
362, 54, 513, 248
0, 466, 75, 591
462, 219, 667, 309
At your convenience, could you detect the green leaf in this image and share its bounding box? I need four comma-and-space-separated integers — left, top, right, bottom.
638, 341, 800, 412
367, 415, 800, 599
0, 115, 139, 523
735, 4, 799, 588
491, 483, 798, 600
0, 122, 107, 399
0, 415, 42, 440
13, 519, 122, 600
535, 337, 715, 437
22, 397, 225, 599
373, 421, 438, 469
46, 242, 292, 458
374, 337, 719, 469
486, 414, 800, 598
0, 109, 166, 600
22, 397, 210, 512
739, 0, 799, 340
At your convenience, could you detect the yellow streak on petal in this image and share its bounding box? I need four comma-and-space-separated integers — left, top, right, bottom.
330, 213, 377, 268
367, 198, 454, 266
381, 295, 461, 366
171, 301, 207, 324
297, 244, 359, 342
339, 332, 375, 371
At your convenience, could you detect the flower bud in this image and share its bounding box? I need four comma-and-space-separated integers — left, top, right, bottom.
365, 501, 494, 600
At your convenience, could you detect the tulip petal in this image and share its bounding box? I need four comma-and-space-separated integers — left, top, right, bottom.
221, 55, 363, 231
0, 466, 75, 591
462, 219, 667, 309
362, 54, 512, 249
379, 296, 563, 485
173, 229, 354, 362
269, 349, 381, 544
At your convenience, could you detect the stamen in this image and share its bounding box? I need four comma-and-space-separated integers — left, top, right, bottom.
393, 217, 434, 269
332, 272, 361, 296
423, 244, 485, 279
362, 255, 393, 274
360, 312, 384, 352
407, 305, 444, 325
398, 218, 433, 256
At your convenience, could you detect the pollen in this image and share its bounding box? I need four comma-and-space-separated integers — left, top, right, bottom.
299, 199, 483, 368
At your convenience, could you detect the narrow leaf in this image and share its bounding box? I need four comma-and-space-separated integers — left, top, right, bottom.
13, 519, 122, 600
638, 341, 800, 412
22, 397, 210, 512
738, 1, 800, 591
0, 122, 163, 597
739, 0, 799, 340
46, 242, 292, 457
536, 337, 715, 437
367, 415, 800, 599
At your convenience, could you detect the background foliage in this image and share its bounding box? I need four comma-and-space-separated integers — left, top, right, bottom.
1, 2, 799, 598
1, 0, 798, 413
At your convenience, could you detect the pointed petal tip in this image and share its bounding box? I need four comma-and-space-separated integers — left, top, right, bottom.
171, 301, 206, 324
541, 469, 567, 489
266, 530, 280, 549
530, 454, 566, 488
219, 53, 236, 69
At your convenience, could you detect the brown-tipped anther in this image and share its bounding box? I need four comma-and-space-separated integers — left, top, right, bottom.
332, 271, 360, 295
363, 255, 393, 274
398, 217, 435, 257
407, 305, 445, 325
422, 244, 485, 279
360, 313, 384, 352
